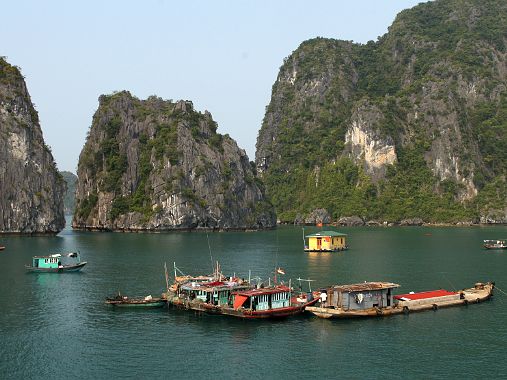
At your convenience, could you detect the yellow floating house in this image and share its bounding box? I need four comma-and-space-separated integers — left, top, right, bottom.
304, 231, 348, 252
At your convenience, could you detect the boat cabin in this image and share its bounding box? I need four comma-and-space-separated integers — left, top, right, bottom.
305, 231, 347, 252
31, 254, 62, 269
321, 282, 399, 310
179, 279, 251, 307
231, 286, 291, 311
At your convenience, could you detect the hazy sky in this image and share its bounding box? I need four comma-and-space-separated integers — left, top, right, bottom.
1, 1, 423, 173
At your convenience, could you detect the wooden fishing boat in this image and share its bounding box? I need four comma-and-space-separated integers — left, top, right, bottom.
483, 239, 507, 249
162, 262, 253, 313
306, 281, 494, 319
105, 294, 167, 308
25, 252, 87, 272
219, 285, 320, 319
162, 262, 319, 319
0, 246, 5, 251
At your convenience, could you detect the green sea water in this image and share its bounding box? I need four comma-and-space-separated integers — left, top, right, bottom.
1, 223, 506, 379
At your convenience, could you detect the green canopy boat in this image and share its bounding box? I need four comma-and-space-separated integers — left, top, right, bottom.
25, 252, 87, 272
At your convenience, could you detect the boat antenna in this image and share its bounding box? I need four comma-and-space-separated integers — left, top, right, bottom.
206, 230, 214, 277
164, 262, 170, 292
274, 227, 280, 284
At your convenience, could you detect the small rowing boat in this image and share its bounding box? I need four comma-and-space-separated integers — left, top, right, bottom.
105, 294, 167, 308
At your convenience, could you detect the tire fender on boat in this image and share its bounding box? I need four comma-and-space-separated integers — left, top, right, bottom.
463, 299, 468, 306
432, 304, 438, 311
476, 298, 480, 303
403, 306, 409, 314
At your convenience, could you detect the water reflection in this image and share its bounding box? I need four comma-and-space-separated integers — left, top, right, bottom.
1, 225, 507, 379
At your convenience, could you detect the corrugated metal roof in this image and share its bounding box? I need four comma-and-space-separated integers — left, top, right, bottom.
306, 231, 347, 237
329, 282, 399, 292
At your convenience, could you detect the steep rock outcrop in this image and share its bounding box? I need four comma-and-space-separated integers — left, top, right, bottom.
61, 171, 77, 215
73, 92, 275, 231
344, 101, 397, 182
0, 57, 65, 234
304, 208, 331, 225
256, 0, 507, 223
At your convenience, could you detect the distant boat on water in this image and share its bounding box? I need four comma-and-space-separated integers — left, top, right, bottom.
25, 252, 87, 272
0, 246, 5, 251
483, 239, 507, 249
304, 230, 348, 252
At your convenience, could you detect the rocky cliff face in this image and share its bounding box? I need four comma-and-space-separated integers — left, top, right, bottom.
73, 91, 275, 231
61, 171, 77, 215
256, 0, 507, 223
0, 57, 65, 233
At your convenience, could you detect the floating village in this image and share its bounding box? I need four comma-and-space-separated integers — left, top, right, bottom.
18, 230, 503, 320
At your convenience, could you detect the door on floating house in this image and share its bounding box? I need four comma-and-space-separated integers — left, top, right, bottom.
317, 238, 322, 250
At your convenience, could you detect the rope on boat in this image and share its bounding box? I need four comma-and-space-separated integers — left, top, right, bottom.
439, 272, 457, 292
493, 285, 507, 297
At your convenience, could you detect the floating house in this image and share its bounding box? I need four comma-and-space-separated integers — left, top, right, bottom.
323, 282, 399, 310
304, 231, 348, 252
306, 282, 400, 318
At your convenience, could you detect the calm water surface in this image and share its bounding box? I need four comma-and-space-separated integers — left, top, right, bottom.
1, 223, 507, 379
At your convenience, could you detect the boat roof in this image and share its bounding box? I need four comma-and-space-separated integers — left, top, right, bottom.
394, 289, 457, 301
232, 285, 291, 297
33, 252, 78, 259
306, 231, 347, 237
181, 280, 249, 292
175, 275, 214, 283
327, 282, 400, 292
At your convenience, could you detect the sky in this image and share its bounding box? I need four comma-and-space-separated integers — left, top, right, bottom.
1, 0, 423, 173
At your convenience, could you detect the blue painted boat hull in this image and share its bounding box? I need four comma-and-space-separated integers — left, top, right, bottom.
25, 262, 87, 272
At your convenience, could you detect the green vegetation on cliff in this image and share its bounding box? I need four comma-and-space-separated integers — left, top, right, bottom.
256, 0, 507, 223
74, 91, 275, 230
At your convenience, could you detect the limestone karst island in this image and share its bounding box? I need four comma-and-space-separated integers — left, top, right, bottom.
1, 0, 507, 233
1, 1, 507, 379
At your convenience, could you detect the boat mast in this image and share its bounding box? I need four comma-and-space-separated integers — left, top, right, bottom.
164, 262, 169, 292
207, 232, 214, 278
296, 277, 315, 292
